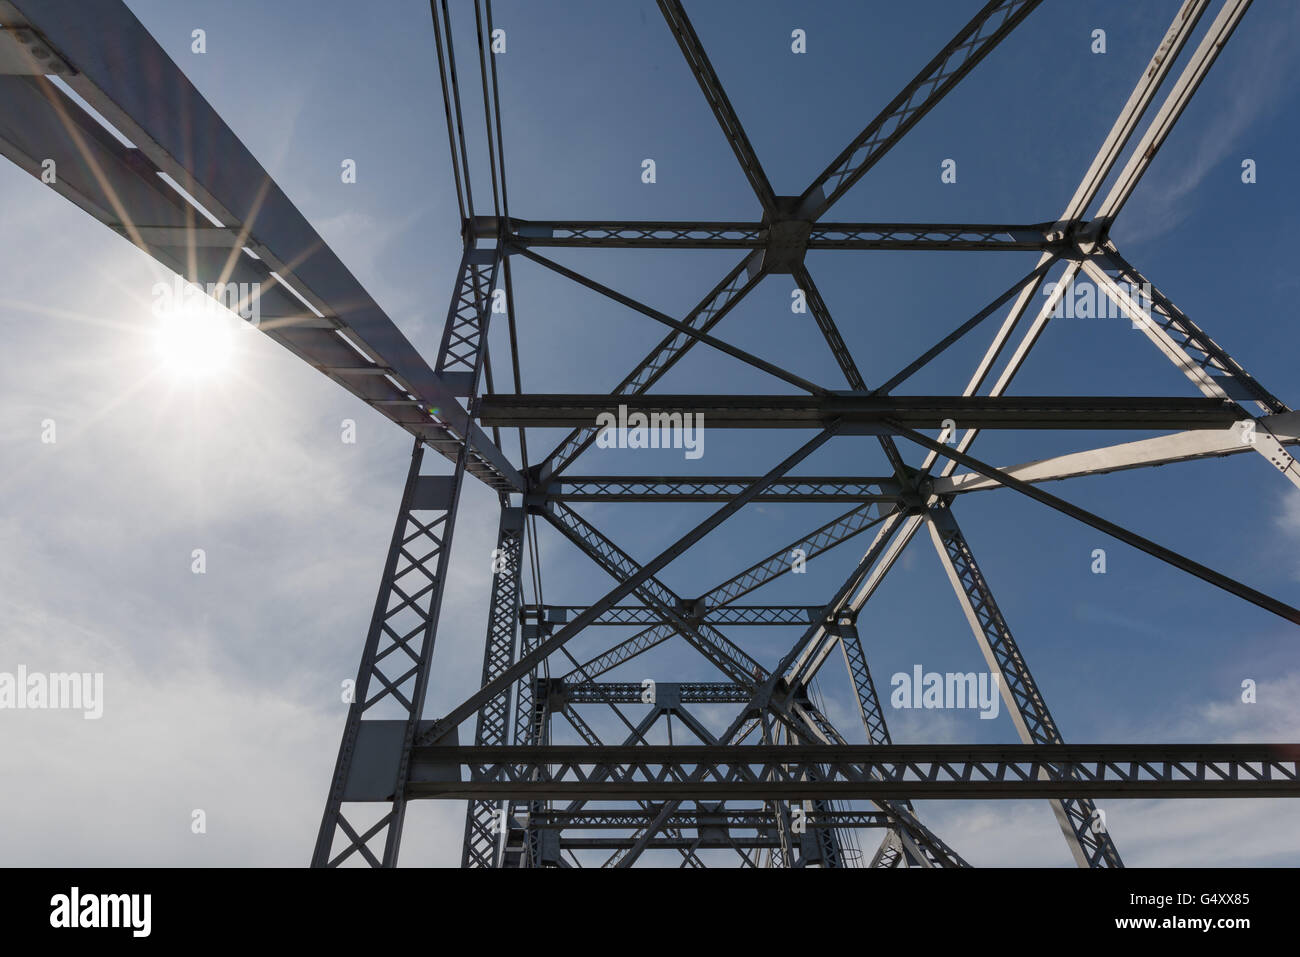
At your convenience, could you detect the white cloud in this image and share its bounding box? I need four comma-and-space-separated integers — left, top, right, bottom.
1116, 5, 1300, 245
1275, 489, 1300, 580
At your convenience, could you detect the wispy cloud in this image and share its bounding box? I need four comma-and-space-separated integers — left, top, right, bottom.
1116, 5, 1300, 245
1273, 489, 1300, 580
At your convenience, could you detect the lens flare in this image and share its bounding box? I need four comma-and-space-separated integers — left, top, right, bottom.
153, 293, 235, 378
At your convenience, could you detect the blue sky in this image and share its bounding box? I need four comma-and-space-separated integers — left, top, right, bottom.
1, 0, 1298, 866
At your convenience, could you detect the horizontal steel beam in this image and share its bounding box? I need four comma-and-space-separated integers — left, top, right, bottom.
558, 682, 752, 705
495, 219, 1055, 250
560, 837, 785, 850
531, 809, 890, 829
408, 744, 1300, 800
528, 604, 826, 626
540, 476, 902, 502
479, 395, 1244, 431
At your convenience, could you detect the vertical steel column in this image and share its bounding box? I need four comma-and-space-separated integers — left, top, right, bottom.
461, 507, 526, 867
833, 623, 928, 868
310, 437, 472, 867
311, 245, 500, 867
502, 634, 548, 867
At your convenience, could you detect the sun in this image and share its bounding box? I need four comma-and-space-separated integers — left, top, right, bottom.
152, 286, 236, 379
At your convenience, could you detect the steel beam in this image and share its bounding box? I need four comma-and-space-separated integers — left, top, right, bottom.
1093, 246, 1286, 414
795, 0, 1043, 219
1090, 0, 1254, 233
0, 0, 520, 492
656, 0, 777, 215
311, 244, 505, 868
926, 506, 1122, 867
538, 250, 765, 477
1082, 249, 1300, 491
559, 682, 752, 706
531, 809, 891, 829
406, 743, 1300, 800
480, 394, 1243, 431
541, 476, 902, 503
531, 604, 827, 626
500, 219, 1055, 250
899, 424, 1300, 626
918, 0, 1214, 480
931, 412, 1300, 494
419, 427, 839, 743
512, 245, 827, 395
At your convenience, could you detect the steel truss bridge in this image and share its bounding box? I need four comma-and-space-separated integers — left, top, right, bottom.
2, 0, 1298, 867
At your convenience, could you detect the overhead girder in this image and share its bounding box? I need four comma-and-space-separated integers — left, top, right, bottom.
405, 743, 1300, 800
480, 394, 1245, 431
495, 219, 1057, 250
0, 0, 520, 492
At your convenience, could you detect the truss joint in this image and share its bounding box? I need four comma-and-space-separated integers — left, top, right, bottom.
759, 196, 813, 273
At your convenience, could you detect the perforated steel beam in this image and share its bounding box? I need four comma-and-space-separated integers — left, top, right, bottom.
541, 476, 901, 503
406, 743, 1300, 799
499, 219, 1055, 250
530, 605, 827, 627
562, 504, 896, 684
419, 428, 839, 744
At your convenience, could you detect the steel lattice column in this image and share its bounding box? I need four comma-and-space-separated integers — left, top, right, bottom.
502, 643, 550, 867
925, 505, 1123, 867
311, 246, 500, 868
461, 507, 526, 867
832, 626, 931, 868
310, 438, 472, 867
788, 716, 846, 869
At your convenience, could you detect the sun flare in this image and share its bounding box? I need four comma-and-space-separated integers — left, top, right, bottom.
152, 292, 236, 379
